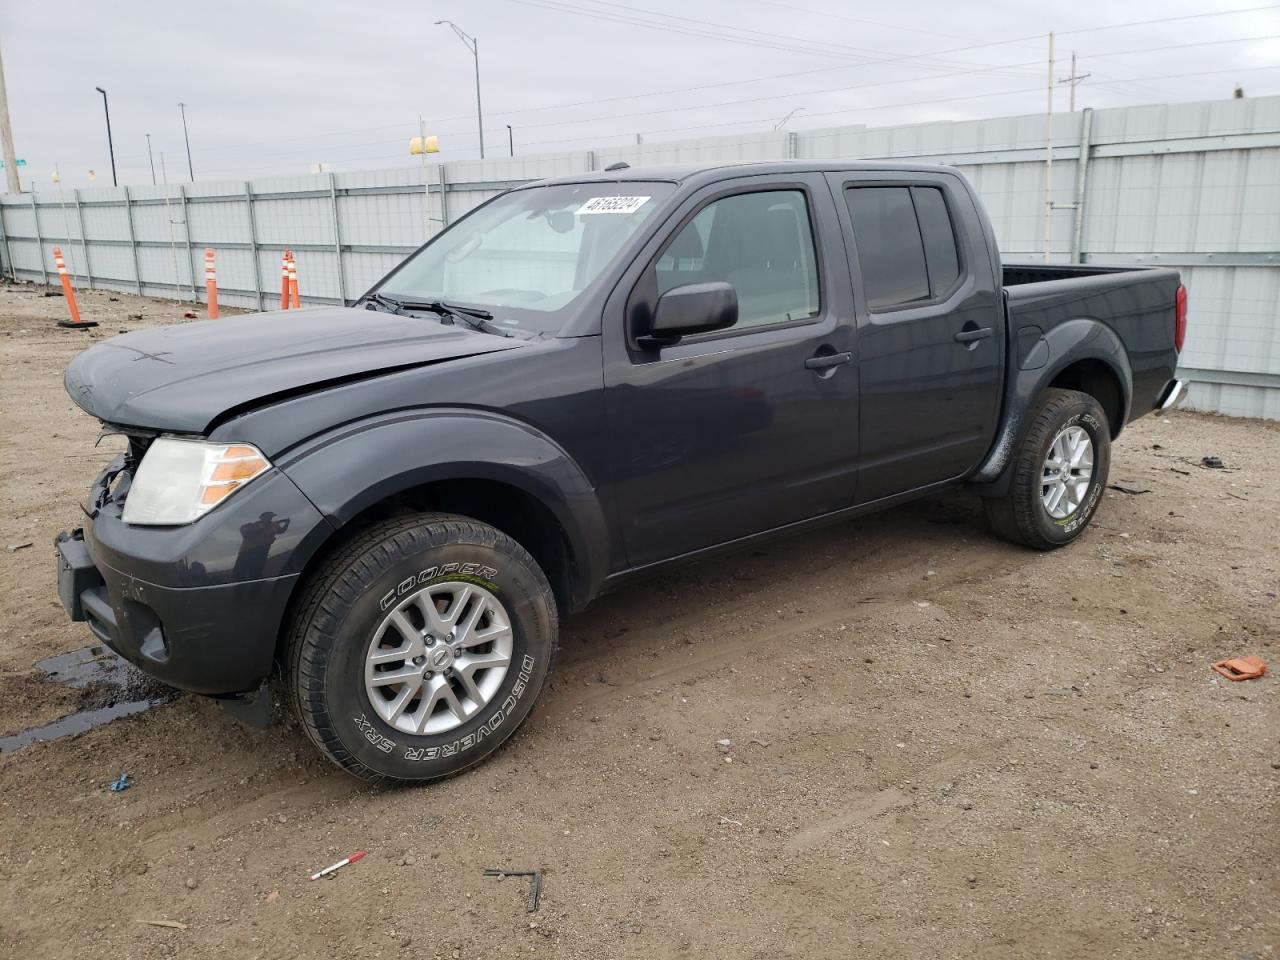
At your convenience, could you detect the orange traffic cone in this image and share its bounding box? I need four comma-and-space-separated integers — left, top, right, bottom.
287, 252, 300, 308
53, 247, 97, 330
280, 250, 292, 310
204, 248, 219, 320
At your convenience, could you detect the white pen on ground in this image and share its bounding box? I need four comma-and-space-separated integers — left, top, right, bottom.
309, 850, 366, 880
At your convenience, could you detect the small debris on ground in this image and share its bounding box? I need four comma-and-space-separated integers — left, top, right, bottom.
1201, 456, 1226, 469
137, 919, 187, 930
109, 772, 133, 792
42, 291, 63, 298
1108, 484, 1151, 495
1211, 656, 1266, 681
308, 850, 365, 880
483, 868, 543, 912
6, 542, 32, 552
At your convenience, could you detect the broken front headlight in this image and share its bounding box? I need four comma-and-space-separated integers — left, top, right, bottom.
121, 438, 271, 526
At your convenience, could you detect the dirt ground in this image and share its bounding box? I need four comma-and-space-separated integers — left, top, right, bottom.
0, 281, 1276, 960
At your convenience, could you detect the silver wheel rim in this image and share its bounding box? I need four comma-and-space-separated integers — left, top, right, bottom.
1041, 425, 1094, 519
364, 581, 514, 736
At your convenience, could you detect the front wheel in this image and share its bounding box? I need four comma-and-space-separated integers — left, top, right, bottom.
983, 388, 1112, 550
286, 513, 558, 784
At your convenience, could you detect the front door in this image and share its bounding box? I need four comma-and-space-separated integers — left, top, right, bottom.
603, 175, 860, 569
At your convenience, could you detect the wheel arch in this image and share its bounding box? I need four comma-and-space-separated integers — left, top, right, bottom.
971, 317, 1132, 492
274, 409, 609, 629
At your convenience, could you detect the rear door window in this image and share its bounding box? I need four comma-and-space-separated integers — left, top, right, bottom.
913, 187, 961, 296
844, 184, 964, 309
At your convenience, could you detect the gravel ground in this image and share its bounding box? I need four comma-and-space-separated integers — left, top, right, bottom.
1, 281, 1276, 960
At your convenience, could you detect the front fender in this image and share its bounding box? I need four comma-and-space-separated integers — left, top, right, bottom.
971, 317, 1133, 488
276, 408, 609, 607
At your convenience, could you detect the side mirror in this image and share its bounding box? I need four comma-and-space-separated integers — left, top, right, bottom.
642, 281, 737, 346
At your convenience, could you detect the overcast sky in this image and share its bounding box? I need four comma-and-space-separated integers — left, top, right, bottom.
3, 0, 1278, 189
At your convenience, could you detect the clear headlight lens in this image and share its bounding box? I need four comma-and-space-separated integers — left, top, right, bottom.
121, 438, 271, 526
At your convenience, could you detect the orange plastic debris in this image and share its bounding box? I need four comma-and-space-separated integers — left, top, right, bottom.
1211, 656, 1266, 681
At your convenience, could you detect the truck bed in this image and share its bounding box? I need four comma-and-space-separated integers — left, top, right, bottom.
1001, 262, 1182, 428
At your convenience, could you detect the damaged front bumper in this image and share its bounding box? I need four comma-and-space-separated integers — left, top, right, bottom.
54, 453, 330, 698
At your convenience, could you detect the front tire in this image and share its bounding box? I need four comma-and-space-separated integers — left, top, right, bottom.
983, 388, 1111, 550
286, 513, 557, 784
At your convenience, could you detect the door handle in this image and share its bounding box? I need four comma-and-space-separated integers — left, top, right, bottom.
804, 351, 853, 371
954, 326, 993, 344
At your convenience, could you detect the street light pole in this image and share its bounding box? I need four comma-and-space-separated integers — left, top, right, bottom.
94, 87, 117, 186
506, 124, 513, 157
178, 102, 194, 181
145, 133, 156, 185
435, 20, 484, 159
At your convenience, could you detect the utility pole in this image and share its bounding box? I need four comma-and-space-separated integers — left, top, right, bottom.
1043, 31, 1054, 263
435, 21, 484, 159
178, 102, 194, 181
145, 133, 157, 185
0, 45, 21, 193
95, 87, 118, 186
1057, 51, 1091, 113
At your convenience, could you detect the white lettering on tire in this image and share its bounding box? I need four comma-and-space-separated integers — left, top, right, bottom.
403, 654, 536, 762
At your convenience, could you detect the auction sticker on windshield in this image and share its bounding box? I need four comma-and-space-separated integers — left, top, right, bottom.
577, 196, 650, 215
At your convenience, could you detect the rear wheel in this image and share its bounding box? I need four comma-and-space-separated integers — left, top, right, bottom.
983, 388, 1111, 550
286, 513, 557, 784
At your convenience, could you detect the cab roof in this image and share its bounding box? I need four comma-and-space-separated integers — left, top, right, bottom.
526, 159, 961, 189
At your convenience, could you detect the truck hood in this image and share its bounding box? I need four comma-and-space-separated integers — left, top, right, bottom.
64, 306, 529, 433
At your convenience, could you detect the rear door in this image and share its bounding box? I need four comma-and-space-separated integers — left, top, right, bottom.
602, 174, 860, 568
826, 172, 1003, 503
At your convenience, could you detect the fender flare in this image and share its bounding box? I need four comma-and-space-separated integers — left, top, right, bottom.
971, 318, 1133, 490
276, 408, 610, 607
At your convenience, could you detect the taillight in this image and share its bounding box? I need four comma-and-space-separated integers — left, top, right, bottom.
1174, 284, 1188, 353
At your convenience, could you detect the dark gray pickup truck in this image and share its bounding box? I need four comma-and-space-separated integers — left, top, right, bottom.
56, 160, 1187, 783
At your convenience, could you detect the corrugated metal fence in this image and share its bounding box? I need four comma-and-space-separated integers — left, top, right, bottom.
2, 95, 1277, 418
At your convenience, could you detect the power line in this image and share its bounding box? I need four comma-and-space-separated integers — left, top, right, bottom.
110, 3, 1280, 165
195, 61, 1280, 176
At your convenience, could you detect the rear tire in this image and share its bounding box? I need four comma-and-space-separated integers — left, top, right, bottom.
983, 388, 1111, 550
286, 513, 557, 785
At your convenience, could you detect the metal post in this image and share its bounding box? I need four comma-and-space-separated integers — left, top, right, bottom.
786, 131, 798, 159
1070, 108, 1094, 264
0, 200, 15, 281
95, 87, 117, 187
329, 172, 347, 306
1043, 31, 1055, 263
438, 165, 449, 228
145, 134, 156, 185
55, 171, 78, 282
419, 115, 430, 238
244, 182, 264, 311
179, 102, 194, 181
122, 186, 142, 295
506, 124, 513, 157
473, 39, 484, 160
585, 150, 597, 172
31, 192, 47, 285
73, 188, 92, 290
179, 185, 197, 301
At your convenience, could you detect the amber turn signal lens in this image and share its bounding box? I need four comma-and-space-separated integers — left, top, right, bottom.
210, 457, 268, 482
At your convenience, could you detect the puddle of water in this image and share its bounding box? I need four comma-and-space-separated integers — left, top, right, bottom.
0, 645, 174, 754
35, 645, 134, 689
0, 699, 161, 752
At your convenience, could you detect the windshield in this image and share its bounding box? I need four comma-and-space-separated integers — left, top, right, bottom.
376, 181, 675, 332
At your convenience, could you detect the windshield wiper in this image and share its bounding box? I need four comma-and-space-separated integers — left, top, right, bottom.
363, 292, 410, 314
362, 293, 516, 338
416, 300, 514, 338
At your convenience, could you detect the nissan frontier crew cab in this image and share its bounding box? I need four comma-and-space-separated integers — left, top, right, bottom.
56, 160, 1188, 784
